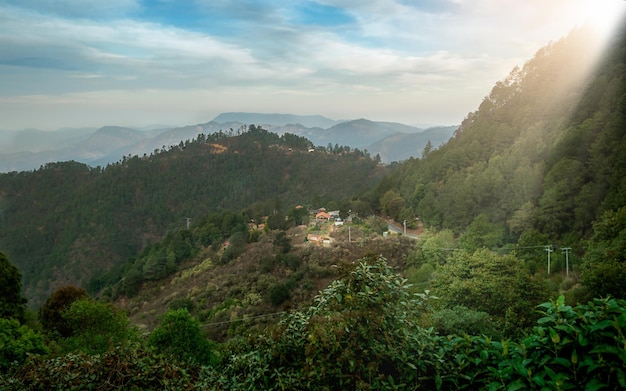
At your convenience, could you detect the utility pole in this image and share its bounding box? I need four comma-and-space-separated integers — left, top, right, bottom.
403, 219, 407, 234
544, 245, 553, 275
348, 226, 351, 243
185, 217, 191, 230
562, 247, 572, 276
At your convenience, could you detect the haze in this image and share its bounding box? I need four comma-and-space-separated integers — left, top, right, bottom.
1, 0, 624, 131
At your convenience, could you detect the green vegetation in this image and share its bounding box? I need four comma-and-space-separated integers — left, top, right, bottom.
148, 308, 218, 365
2, 257, 625, 390
0, 125, 384, 307
0, 252, 27, 322
1, 22, 626, 390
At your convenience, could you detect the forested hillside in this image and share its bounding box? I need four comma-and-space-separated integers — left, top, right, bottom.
1, 22, 626, 390
377, 25, 626, 242
0, 126, 386, 306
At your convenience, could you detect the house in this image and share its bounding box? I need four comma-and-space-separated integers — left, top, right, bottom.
315, 211, 331, 222
307, 233, 331, 246
307, 233, 323, 243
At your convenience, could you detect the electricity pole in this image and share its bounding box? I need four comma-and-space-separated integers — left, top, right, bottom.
562, 247, 571, 276
185, 217, 191, 230
544, 245, 553, 275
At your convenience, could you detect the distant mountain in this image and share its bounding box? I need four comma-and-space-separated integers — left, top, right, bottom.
366, 126, 457, 163
0, 127, 93, 154
211, 112, 344, 128
0, 115, 458, 171
74, 126, 150, 160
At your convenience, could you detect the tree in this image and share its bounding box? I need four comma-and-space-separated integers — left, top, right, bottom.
0, 252, 27, 322
458, 214, 503, 253
431, 248, 547, 335
580, 206, 626, 299
40, 285, 87, 337
148, 308, 217, 365
61, 298, 138, 354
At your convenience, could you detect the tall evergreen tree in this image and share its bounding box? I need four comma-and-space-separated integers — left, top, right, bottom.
0, 252, 27, 322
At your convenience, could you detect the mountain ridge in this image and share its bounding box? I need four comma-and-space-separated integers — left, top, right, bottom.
0, 115, 457, 171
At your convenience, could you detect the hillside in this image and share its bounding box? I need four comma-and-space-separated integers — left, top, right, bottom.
2, 21, 626, 391
377, 24, 626, 241
0, 127, 387, 307
0, 115, 454, 172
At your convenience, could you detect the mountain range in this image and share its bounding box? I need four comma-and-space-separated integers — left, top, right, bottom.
0, 115, 456, 172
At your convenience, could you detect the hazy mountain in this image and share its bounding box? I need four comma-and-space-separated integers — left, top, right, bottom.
0, 127, 93, 154
74, 126, 150, 160
212, 112, 341, 128
366, 126, 457, 163
0, 116, 457, 171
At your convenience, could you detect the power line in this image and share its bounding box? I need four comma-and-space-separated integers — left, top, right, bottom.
201, 311, 286, 327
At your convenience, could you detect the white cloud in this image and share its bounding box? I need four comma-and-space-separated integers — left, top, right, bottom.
0, 0, 624, 130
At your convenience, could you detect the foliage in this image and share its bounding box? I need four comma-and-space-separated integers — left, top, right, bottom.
148, 308, 218, 366
204, 257, 446, 390
0, 318, 48, 371
0, 343, 198, 390
376, 25, 626, 245
458, 213, 504, 253
431, 248, 548, 336
60, 298, 139, 355
199, 259, 626, 390
430, 305, 501, 338
581, 206, 626, 299
0, 126, 385, 307
0, 252, 27, 322
39, 285, 87, 338
499, 295, 626, 390
2, 259, 626, 390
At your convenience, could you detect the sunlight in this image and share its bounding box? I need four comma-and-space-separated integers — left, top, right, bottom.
575, 0, 626, 39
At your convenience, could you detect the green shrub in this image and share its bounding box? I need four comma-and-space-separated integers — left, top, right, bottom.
148, 308, 218, 366
431, 305, 501, 338
268, 282, 291, 306
0, 318, 48, 371
0, 343, 196, 390
60, 298, 138, 354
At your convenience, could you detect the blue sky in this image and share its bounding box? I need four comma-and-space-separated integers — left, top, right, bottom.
0, 0, 624, 130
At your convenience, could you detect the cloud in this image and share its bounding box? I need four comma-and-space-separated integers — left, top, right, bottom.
0, 0, 623, 130
2, 0, 141, 19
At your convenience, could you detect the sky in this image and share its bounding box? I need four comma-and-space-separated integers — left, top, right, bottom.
1, 0, 625, 131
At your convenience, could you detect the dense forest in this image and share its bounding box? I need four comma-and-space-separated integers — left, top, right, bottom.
0, 126, 385, 306
1, 23, 626, 390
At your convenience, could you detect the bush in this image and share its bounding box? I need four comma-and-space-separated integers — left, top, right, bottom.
0, 318, 48, 371
268, 282, 291, 306
148, 308, 218, 366
431, 305, 501, 338
60, 298, 138, 354
0, 343, 197, 390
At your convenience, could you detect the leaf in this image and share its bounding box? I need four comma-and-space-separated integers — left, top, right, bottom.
552, 357, 571, 368
537, 316, 554, 325
577, 332, 589, 347
589, 319, 613, 332
584, 378, 608, 391
549, 328, 560, 344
